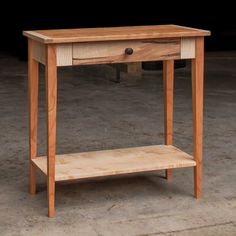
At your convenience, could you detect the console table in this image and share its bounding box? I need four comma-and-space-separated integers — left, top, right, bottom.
23, 25, 210, 217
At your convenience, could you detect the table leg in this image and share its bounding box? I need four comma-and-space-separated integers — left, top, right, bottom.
45, 44, 57, 217
192, 37, 204, 198
28, 39, 39, 194
163, 60, 174, 180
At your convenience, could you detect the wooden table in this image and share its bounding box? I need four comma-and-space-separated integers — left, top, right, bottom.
23, 25, 210, 217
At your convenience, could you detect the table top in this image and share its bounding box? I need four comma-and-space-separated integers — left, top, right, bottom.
23, 24, 210, 44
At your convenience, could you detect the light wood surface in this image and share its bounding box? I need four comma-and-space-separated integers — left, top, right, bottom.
24, 31, 52, 43
45, 44, 57, 218
72, 39, 180, 65
32, 41, 45, 65
32, 145, 195, 181
31, 42, 72, 66
23, 25, 210, 44
30, 36, 199, 67
192, 37, 204, 199
181, 38, 196, 59
57, 44, 72, 66
25, 25, 209, 217
30, 37, 198, 67
31, 39, 181, 66
28, 39, 39, 194
163, 60, 174, 180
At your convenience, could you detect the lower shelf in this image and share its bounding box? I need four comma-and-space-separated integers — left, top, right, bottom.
32, 145, 196, 181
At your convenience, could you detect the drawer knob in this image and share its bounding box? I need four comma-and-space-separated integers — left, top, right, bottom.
125, 48, 134, 55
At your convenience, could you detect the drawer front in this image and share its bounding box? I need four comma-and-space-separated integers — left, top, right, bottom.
72, 39, 181, 65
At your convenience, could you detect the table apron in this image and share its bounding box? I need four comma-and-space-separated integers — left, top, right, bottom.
31, 38, 196, 67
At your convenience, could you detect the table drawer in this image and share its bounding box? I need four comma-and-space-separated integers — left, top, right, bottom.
72, 39, 181, 65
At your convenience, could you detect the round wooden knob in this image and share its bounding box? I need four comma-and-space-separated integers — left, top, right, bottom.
125, 48, 134, 55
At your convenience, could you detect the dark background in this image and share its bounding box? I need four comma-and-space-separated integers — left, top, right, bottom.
0, 3, 235, 59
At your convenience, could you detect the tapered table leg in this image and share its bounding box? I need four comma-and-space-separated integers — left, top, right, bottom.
163, 60, 174, 180
192, 37, 204, 198
45, 44, 57, 217
28, 39, 39, 194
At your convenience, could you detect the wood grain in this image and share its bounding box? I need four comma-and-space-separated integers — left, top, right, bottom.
192, 37, 204, 199
57, 44, 72, 66
72, 39, 181, 65
181, 38, 196, 59
32, 145, 196, 181
23, 25, 210, 44
28, 39, 39, 194
32, 41, 45, 65
25, 26, 209, 217
45, 44, 57, 217
31, 42, 72, 66
163, 60, 174, 180
23, 31, 52, 43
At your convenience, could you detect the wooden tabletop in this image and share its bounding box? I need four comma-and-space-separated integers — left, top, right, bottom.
23, 25, 210, 44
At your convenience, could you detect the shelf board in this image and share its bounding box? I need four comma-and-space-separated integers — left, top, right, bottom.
32, 145, 196, 181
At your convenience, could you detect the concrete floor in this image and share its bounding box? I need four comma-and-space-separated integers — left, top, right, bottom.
0, 51, 236, 235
